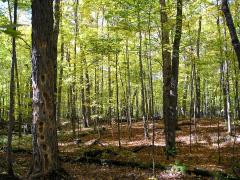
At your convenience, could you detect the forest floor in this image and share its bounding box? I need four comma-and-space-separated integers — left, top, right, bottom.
0, 118, 240, 179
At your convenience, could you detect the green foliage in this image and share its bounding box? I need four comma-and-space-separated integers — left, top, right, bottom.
172, 160, 188, 174
0, 26, 22, 38
0, 134, 32, 150
117, 148, 136, 161
165, 146, 176, 157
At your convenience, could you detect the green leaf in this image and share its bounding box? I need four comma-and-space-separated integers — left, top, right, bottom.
0, 28, 22, 38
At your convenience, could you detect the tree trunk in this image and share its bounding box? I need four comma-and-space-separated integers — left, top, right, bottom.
137, 10, 148, 139
189, 58, 194, 153
160, 0, 172, 157
234, 60, 240, 120
56, 38, 64, 128
171, 0, 183, 131
7, 0, 17, 176
115, 54, 121, 148
223, 25, 232, 133
195, 16, 202, 118
108, 54, 112, 125
15, 50, 22, 138
29, 0, 67, 178
82, 50, 91, 128
160, 0, 182, 157
126, 39, 132, 139
221, 0, 240, 68
182, 75, 188, 117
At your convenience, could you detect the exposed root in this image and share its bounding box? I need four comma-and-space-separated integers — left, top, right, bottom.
28, 168, 71, 180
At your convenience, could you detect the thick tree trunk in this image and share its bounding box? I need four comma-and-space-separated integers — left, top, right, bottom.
29, 0, 67, 178
160, 0, 173, 157
222, 0, 240, 68
171, 0, 183, 131
160, 0, 182, 157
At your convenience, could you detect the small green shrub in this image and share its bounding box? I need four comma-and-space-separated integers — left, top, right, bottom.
172, 160, 188, 174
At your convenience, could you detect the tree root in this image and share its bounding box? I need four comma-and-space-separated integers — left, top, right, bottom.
28, 168, 71, 180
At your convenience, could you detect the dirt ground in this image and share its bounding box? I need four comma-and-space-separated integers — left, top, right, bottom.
0, 118, 240, 179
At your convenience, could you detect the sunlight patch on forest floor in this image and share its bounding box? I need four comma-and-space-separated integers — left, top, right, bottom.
0, 118, 240, 179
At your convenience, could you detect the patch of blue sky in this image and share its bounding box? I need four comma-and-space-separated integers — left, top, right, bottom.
0, 1, 31, 26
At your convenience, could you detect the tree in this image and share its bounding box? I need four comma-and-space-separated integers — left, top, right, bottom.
160, 0, 183, 158
221, 0, 240, 68
7, 0, 18, 176
29, 0, 68, 178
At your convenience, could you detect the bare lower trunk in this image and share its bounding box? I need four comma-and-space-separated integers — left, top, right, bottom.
137, 10, 148, 139
160, 0, 182, 158
115, 54, 121, 148
7, 0, 17, 176
29, 0, 66, 178
56, 39, 64, 128
195, 16, 202, 118
182, 75, 188, 117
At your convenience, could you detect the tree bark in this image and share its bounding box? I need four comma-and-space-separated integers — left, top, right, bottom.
160, 0, 182, 157
160, 0, 173, 157
222, 0, 240, 68
29, 0, 67, 178
195, 16, 202, 118
137, 10, 148, 139
82, 50, 91, 127
171, 0, 183, 130
182, 75, 188, 117
115, 54, 121, 148
126, 39, 132, 138
56, 39, 64, 128
223, 25, 232, 133
7, 0, 17, 176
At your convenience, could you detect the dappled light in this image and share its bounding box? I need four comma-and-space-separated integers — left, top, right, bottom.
1, 0, 240, 179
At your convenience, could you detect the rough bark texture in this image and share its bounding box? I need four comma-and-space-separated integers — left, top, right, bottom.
160, 0, 173, 156
160, 0, 182, 157
222, 0, 240, 68
171, 0, 183, 131
30, 0, 67, 178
